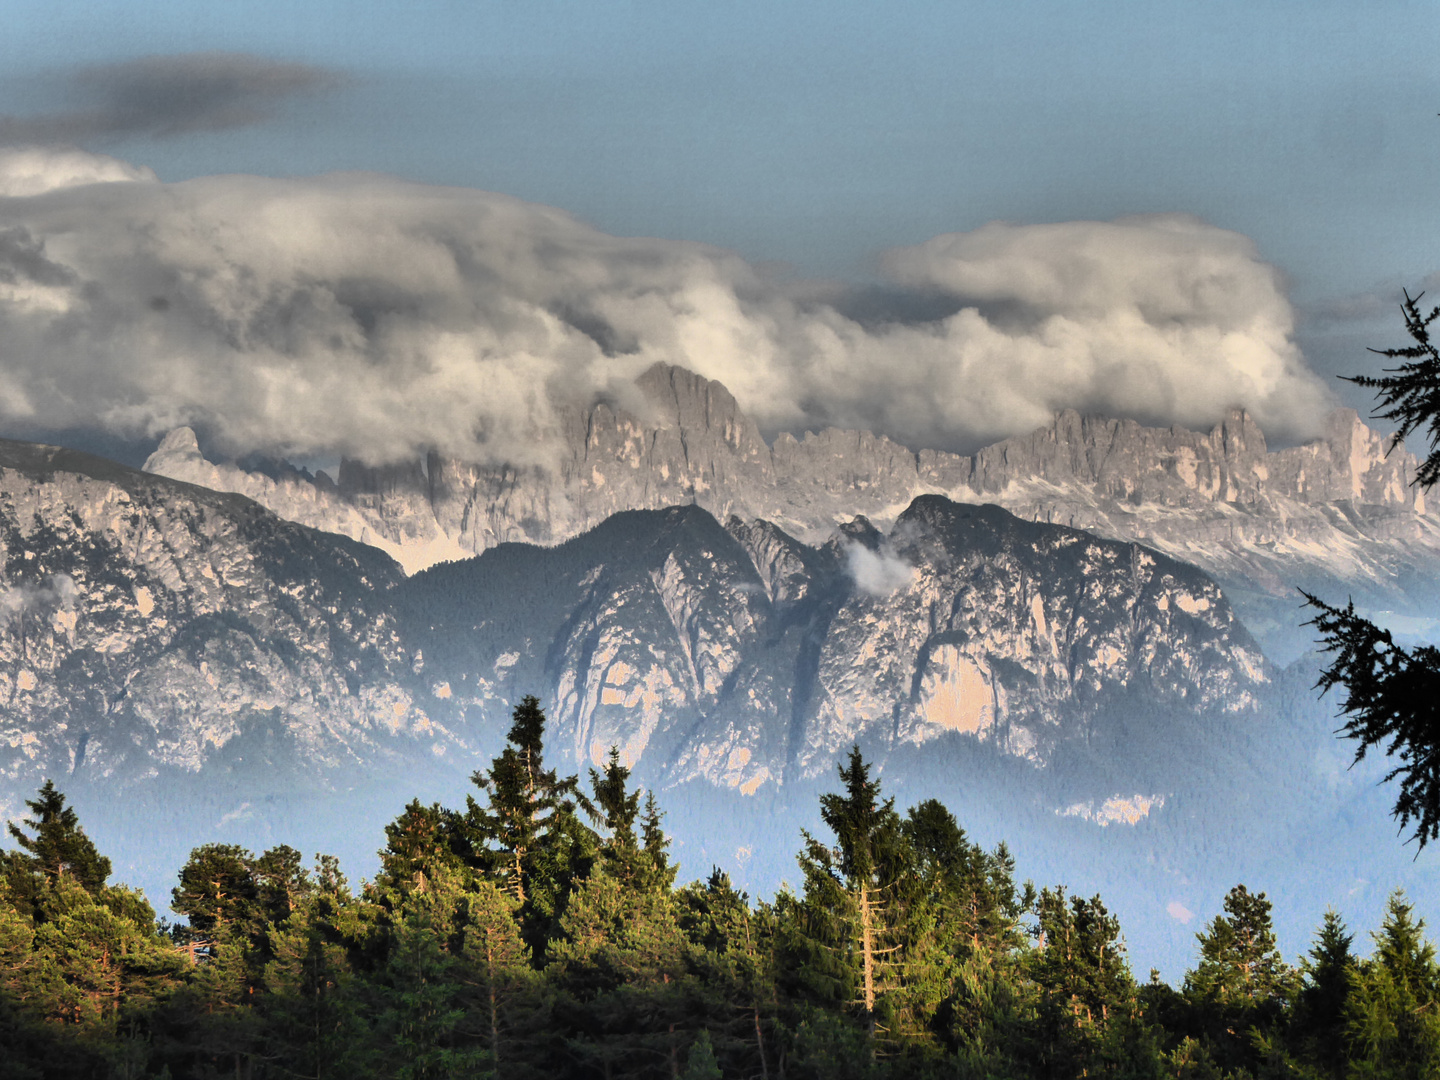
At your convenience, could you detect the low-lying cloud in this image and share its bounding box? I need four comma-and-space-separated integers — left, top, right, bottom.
0, 574, 78, 626
0, 148, 1333, 467
845, 543, 918, 597
0, 53, 338, 144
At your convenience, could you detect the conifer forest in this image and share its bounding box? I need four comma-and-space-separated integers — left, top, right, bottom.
3, 697, 1437, 1080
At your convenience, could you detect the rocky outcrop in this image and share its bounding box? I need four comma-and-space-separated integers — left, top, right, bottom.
143, 365, 1440, 660
400, 497, 1266, 801
0, 438, 447, 820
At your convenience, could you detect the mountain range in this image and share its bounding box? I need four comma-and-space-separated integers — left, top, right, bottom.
3, 364, 1438, 975
145, 362, 1440, 662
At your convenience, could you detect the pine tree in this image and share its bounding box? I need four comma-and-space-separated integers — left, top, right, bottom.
1027, 887, 1138, 1078
372, 864, 488, 1080
1184, 884, 1294, 1074
458, 881, 547, 1079
375, 800, 466, 896
1189, 885, 1291, 1006
171, 843, 260, 938
545, 870, 694, 1078
1346, 891, 1440, 1078
4, 781, 111, 913
259, 857, 371, 1080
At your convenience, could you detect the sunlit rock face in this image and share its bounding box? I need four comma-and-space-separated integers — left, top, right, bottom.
0, 438, 446, 815
804, 498, 1265, 777
144, 364, 1440, 659
401, 498, 1266, 800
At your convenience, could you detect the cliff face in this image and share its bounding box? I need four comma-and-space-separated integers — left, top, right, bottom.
4, 430, 1262, 817
0, 439, 449, 820
398, 498, 1265, 810
143, 364, 1440, 659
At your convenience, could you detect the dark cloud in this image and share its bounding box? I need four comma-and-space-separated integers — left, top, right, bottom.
0, 52, 340, 145
1305, 272, 1440, 327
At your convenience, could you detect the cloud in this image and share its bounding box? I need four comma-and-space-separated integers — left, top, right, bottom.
0, 574, 78, 625
845, 542, 917, 597
0, 146, 155, 196
1305, 272, 1440, 326
0, 148, 1334, 468
0, 53, 339, 144
1165, 900, 1194, 924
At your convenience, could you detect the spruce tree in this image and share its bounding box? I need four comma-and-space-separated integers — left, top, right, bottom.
1291, 909, 1354, 1078
5, 780, 111, 908
795, 746, 908, 1045
465, 695, 592, 920
1346, 891, 1440, 1078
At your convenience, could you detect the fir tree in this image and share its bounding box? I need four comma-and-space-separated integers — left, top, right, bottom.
1346, 891, 1440, 1078
4, 781, 111, 912
1291, 909, 1354, 1078
464, 696, 596, 957
794, 746, 908, 1046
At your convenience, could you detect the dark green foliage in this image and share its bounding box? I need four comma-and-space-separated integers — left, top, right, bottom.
1344, 891, 1440, 1078
1290, 909, 1354, 1078
1348, 289, 1440, 488
1027, 887, 1141, 1078
1304, 592, 1440, 848
375, 799, 467, 895
462, 696, 597, 957
1306, 292, 1440, 849
4, 780, 112, 912
4, 733, 1440, 1079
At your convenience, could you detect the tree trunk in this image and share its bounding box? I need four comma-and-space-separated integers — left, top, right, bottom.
859, 883, 876, 1038
754, 1004, 770, 1080
486, 934, 502, 1078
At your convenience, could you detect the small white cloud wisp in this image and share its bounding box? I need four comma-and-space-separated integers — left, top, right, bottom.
845, 543, 917, 597
0, 574, 78, 625
0, 148, 1334, 467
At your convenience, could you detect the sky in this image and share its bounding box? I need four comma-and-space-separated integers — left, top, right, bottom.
0, 0, 1437, 464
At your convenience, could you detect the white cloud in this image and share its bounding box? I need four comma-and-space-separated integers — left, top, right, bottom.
845, 542, 917, 597
0, 149, 1334, 467
0, 574, 78, 625
0, 147, 155, 197
1166, 900, 1194, 924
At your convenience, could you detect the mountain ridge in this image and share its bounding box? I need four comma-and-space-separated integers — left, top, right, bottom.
143, 364, 1440, 659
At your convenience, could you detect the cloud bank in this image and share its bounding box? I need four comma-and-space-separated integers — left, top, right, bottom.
0, 148, 1332, 466
0, 53, 338, 144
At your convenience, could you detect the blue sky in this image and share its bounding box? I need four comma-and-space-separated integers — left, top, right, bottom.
1, 0, 1437, 445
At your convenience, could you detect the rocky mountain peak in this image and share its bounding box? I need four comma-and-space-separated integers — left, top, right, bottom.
139, 365, 1440, 658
